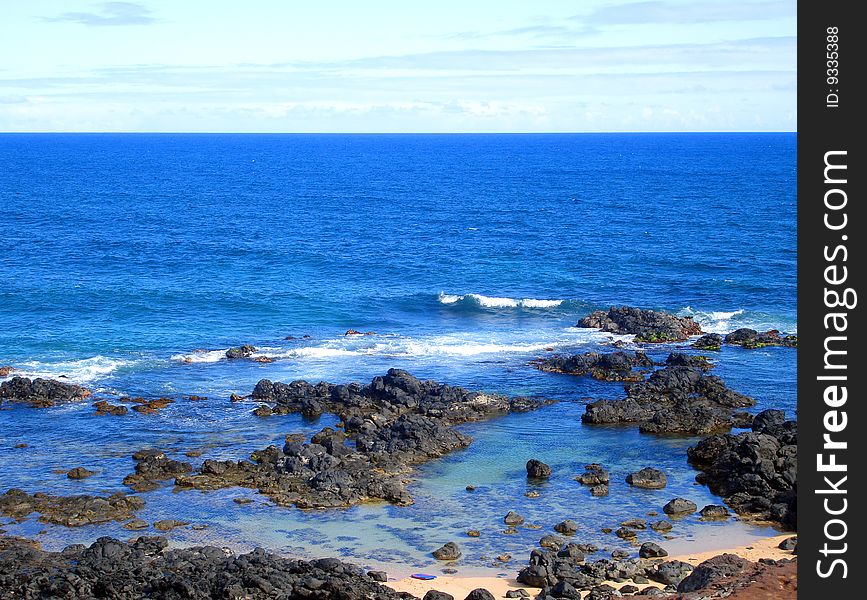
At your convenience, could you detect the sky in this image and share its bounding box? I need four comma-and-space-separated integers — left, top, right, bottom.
0, 1, 796, 132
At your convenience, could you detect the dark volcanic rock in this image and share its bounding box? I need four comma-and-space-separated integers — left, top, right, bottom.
678, 555, 797, 598
225, 344, 257, 359
0, 489, 144, 527
432, 542, 461, 560
93, 400, 128, 416
532, 351, 653, 382
687, 410, 796, 529
425, 592, 455, 600
724, 328, 797, 349
699, 504, 730, 519
664, 353, 713, 370
583, 366, 755, 435
176, 370, 552, 510
465, 590, 495, 600
505, 511, 526, 526
626, 468, 667, 489
0, 536, 406, 599
554, 520, 578, 535
527, 459, 553, 479
576, 464, 609, 486
692, 333, 723, 351
577, 307, 702, 343
651, 560, 694, 586
662, 498, 697, 517
123, 449, 193, 492
639, 542, 668, 558
0, 377, 91, 408
778, 536, 797, 551
66, 467, 96, 480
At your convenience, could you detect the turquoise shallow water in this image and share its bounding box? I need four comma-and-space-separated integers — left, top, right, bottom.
0, 133, 795, 573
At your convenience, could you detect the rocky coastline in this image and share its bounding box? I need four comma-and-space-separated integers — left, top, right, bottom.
0, 306, 798, 599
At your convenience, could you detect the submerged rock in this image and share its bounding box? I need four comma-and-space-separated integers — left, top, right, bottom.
93, 400, 128, 416
577, 306, 702, 343
0, 489, 144, 527
66, 467, 96, 480
123, 449, 193, 492
0, 377, 91, 408
662, 498, 697, 517
692, 333, 723, 351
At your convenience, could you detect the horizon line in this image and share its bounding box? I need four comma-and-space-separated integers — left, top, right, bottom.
0, 130, 797, 135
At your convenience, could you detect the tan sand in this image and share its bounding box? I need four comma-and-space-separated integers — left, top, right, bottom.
388, 533, 795, 599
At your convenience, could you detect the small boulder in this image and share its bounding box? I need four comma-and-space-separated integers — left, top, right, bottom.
504, 511, 525, 525
432, 542, 461, 561
465, 590, 495, 600
626, 467, 667, 489
554, 519, 578, 535
225, 345, 257, 359
699, 505, 730, 519
639, 542, 669, 558
66, 467, 96, 479
526, 459, 552, 479
663, 498, 698, 516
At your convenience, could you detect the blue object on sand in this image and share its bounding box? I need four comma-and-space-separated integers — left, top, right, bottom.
411, 574, 437, 580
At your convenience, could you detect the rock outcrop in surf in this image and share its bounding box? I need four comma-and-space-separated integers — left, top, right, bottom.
577, 307, 702, 343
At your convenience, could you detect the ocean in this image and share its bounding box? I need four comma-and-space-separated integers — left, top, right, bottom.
0, 133, 796, 574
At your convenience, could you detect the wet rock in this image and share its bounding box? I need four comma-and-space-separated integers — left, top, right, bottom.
123, 449, 192, 492
620, 518, 646, 530
577, 307, 702, 343
626, 468, 667, 489
615, 527, 637, 540
0, 489, 144, 527
584, 366, 755, 436
432, 541, 461, 561
368, 570, 388, 582
251, 356, 274, 363
345, 329, 376, 336
590, 484, 609, 496
505, 511, 526, 526
664, 353, 713, 370
532, 351, 652, 382
129, 397, 174, 415
467, 529, 481, 537
611, 549, 630, 559
649, 520, 672, 532
638, 543, 668, 558
153, 519, 189, 531
66, 467, 96, 480
662, 498, 697, 517
698, 504, 730, 519
93, 400, 128, 416
253, 405, 273, 417
0, 377, 91, 408
527, 459, 552, 479
576, 464, 609, 486
554, 520, 578, 535
687, 412, 796, 528
0, 536, 407, 599
0, 366, 16, 377
692, 333, 723, 351
225, 344, 257, 359
724, 328, 797, 349
123, 518, 148, 530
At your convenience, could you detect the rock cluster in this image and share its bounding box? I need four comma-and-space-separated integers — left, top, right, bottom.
0, 489, 144, 527
583, 366, 755, 435
724, 328, 797, 349
174, 369, 552, 509
123, 449, 193, 492
0, 377, 91, 408
687, 409, 796, 529
531, 351, 653, 381
0, 536, 407, 600
577, 307, 703, 343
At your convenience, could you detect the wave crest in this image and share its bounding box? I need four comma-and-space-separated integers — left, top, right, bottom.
438, 292, 563, 309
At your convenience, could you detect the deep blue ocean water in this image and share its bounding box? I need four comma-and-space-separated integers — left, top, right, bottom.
0, 133, 796, 574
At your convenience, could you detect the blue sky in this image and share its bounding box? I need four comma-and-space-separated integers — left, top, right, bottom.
0, 1, 796, 132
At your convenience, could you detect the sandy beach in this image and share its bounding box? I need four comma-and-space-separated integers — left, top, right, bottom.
388, 533, 795, 598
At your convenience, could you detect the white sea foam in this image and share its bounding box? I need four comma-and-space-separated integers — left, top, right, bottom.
171, 349, 228, 364
438, 292, 563, 309
6, 356, 133, 384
